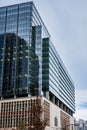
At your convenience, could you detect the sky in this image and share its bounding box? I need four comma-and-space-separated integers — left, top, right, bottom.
0, 0, 87, 120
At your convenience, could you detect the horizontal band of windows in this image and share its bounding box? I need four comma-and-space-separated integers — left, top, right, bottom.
59, 82, 75, 103
59, 87, 75, 105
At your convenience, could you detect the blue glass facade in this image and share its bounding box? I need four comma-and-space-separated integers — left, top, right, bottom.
42, 38, 75, 114
0, 2, 75, 114
49, 41, 75, 113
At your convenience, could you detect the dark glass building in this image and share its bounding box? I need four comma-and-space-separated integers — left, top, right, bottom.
0, 2, 75, 114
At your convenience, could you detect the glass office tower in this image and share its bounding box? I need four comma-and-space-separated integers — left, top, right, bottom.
0, 2, 75, 114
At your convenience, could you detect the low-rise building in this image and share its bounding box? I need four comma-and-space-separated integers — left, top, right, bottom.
76, 119, 87, 130
0, 96, 75, 130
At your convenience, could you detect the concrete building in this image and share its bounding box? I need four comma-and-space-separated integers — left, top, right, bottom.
0, 1, 75, 130
0, 96, 75, 130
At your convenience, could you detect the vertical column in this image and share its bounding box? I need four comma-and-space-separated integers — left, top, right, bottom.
35, 25, 42, 95
0, 7, 7, 98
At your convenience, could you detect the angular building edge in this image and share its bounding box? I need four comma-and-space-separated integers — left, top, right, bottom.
0, 2, 75, 129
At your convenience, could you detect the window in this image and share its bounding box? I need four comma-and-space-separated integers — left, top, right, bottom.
54, 116, 58, 126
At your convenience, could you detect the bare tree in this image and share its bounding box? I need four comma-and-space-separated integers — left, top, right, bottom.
29, 96, 48, 130
14, 96, 48, 130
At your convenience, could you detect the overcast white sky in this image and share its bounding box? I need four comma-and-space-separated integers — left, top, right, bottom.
0, 0, 87, 120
